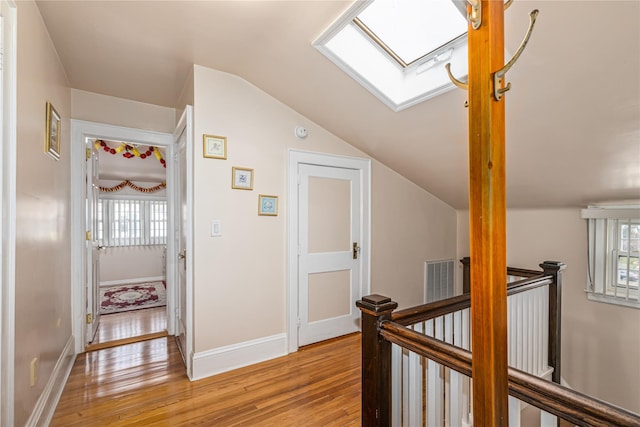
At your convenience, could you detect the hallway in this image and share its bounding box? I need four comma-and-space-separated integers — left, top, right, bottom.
51, 334, 361, 426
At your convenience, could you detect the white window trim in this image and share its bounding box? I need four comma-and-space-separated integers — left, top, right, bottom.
313, 0, 470, 112
582, 205, 640, 309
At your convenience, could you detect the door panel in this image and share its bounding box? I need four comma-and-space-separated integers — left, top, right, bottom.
175, 123, 188, 365
308, 270, 351, 322
86, 141, 100, 344
308, 176, 351, 253
298, 164, 361, 346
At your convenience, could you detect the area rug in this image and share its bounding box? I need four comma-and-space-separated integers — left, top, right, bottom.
100, 282, 166, 314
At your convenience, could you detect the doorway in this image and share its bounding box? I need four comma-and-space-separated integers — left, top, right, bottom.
85, 136, 170, 350
70, 121, 174, 354
287, 150, 371, 352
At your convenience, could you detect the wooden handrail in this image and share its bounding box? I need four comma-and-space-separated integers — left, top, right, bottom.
357, 261, 568, 426
392, 274, 552, 326
460, 256, 545, 294
379, 321, 640, 427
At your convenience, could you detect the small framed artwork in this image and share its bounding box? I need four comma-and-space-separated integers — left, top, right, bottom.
45, 102, 61, 160
258, 194, 278, 216
203, 134, 227, 159
232, 167, 254, 190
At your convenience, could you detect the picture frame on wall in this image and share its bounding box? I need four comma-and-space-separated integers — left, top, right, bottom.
232, 167, 254, 190
258, 194, 278, 216
203, 134, 227, 159
45, 102, 61, 160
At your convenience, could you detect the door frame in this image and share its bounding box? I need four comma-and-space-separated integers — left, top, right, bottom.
0, 1, 17, 423
287, 149, 371, 352
70, 120, 173, 353
172, 106, 194, 378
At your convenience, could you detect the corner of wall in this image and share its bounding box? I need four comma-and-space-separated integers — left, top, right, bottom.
23, 336, 75, 427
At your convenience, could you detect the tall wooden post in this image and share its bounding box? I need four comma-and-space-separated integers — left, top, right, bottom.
541, 261, 566, 385
356, 294, 398, 427
468, 1, 508, 425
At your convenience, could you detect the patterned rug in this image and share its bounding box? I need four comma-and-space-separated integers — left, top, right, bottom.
100, 282, 166, 314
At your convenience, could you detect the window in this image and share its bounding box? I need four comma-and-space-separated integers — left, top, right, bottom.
355, 0, 466, 67
314, 0, 469, 111
583, 206, 640, 309
98, 198, 167, 247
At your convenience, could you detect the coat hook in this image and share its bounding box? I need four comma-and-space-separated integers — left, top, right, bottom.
504, 0, 514, 11
445, 63, 468, 90
467, 0, 481, 30
494, 9, 539, 101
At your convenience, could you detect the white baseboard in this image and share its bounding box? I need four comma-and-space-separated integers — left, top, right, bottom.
191, 333, 287, 381
25, 335, 76, 427
99, 276, 164, 287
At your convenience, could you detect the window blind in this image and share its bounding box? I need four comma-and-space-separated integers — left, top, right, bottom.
98, 199, 167, 247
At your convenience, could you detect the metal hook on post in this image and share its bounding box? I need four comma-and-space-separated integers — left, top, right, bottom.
493, 9, 539, 101
467, 0, 482, 30
445, 63, 468, 90
445, 63, 469, 108
504, 0, 514, 11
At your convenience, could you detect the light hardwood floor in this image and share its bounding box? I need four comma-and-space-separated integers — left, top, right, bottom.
87, 307, 168, 351
51, 333, 362, 426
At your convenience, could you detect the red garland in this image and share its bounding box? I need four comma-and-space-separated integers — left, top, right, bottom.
97, 140, 166, 168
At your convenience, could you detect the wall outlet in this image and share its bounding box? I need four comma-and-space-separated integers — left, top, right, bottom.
30, 357, 38, 387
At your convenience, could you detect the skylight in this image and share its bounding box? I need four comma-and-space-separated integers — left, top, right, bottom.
356, 0, 467, 66
314, 0, 470, 112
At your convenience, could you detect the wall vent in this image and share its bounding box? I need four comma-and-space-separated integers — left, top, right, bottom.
424, 259, 455, 303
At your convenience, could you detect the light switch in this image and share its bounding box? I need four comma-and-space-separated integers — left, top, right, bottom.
211, 220, 221, 237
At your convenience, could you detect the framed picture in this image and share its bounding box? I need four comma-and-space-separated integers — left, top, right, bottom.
203, 134, 227, 159
258, 194, 278, 216
232, 167, 254, 190
45, 102, 61, 160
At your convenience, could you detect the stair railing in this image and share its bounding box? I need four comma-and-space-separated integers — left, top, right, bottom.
357, 260, 640, 426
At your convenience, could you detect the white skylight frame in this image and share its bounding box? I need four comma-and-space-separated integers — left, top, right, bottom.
313, 0, 470, 112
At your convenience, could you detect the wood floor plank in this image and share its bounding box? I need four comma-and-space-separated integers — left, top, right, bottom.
92, 306, 167, 345
52, 333, 361, 426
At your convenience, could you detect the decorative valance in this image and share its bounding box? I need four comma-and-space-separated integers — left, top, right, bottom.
99, 180, 166, 193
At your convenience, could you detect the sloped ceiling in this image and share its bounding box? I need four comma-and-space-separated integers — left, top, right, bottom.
36, 0, 640, 209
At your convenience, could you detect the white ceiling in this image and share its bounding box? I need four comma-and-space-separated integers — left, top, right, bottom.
36, 0, 640, 209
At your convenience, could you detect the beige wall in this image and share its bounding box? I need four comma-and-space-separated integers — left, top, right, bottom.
175, 66, 194, 123
192, 65, 457, 352
99, 246, 165, 284
71, 89, 176, 133
14, 2, 71, 424
457, 208, 640, 413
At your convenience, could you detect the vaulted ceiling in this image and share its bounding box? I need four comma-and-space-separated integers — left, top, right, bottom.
36, 0, 640, 209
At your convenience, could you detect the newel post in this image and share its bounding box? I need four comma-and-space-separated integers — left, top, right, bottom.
540, 261, 566, 384
356, 294, 398, 427
460, 257, 471, 294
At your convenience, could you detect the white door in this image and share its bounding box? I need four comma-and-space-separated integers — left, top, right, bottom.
298, 163, 362, 346
173, 106, 192, 373
85, 141, 101, 343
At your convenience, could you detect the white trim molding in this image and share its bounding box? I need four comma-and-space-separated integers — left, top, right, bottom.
1, 1, 18, 424
287, 149, 371, 353
191, 333, 287, 381
24, 336, 75, 427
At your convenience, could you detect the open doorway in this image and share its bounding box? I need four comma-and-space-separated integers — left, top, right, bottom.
86, 136, 170, 350
70, 121, 175, 354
